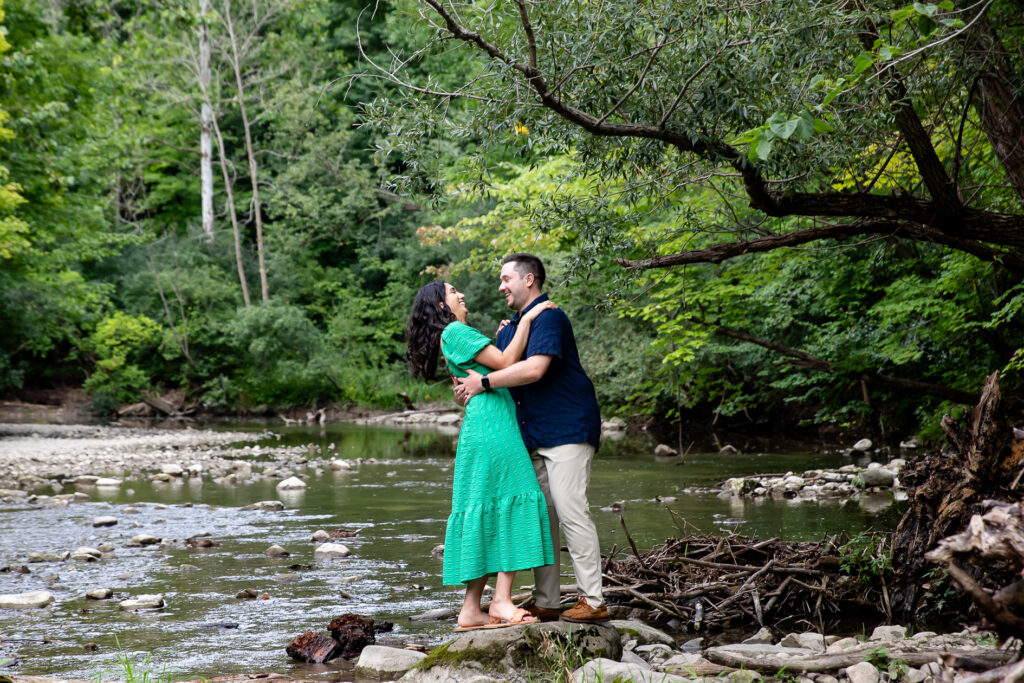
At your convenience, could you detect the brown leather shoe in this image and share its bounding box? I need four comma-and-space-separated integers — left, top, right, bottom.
561, 597, 610, 623
520, 598, 561, 622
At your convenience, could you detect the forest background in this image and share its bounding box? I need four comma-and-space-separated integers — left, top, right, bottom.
0, 0, 1021, 445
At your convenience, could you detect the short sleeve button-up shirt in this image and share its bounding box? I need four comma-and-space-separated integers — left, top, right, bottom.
495, 294, 601, 451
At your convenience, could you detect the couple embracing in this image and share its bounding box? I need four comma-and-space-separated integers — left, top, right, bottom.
406, 253, 608, 631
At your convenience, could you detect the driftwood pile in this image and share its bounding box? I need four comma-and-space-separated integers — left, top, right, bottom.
603, 529, 891, 634
928, 501, 1024, 645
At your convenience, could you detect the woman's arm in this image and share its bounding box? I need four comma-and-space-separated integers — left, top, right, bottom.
471, 301, 557, 370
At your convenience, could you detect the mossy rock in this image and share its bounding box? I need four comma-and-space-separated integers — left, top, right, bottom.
405, 622, 622, 682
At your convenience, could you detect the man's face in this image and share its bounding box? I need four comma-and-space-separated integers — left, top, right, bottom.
498, 261, 532, 311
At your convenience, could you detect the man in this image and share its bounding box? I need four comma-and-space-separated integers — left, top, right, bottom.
455, 253, 607, 623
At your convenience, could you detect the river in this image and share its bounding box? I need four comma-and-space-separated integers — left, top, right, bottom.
0, 422, 902, 680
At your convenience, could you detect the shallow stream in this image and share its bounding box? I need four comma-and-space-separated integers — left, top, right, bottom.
0, 423, 902, 680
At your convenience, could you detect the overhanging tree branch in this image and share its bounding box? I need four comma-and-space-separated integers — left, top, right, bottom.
615, 219, 1024, 271
415, 0, 1024, 255
714, 325, 980, 404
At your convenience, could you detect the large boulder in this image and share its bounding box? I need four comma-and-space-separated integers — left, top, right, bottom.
401, 622, 620, 683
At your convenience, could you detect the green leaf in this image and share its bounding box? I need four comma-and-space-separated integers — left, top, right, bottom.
755, 134, 774, 160
853, 51, 875, 74
794, 111, 816, 142
917, 14, 937, 35
813, 117, 833, 133
768, 115, 799, 140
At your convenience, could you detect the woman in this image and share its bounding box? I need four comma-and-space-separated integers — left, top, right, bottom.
406, 280, 556, 630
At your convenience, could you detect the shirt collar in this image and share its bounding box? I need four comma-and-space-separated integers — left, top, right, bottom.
510, 293, 549, 324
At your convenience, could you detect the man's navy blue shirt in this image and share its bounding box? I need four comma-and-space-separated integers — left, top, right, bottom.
495, 294, 601, 451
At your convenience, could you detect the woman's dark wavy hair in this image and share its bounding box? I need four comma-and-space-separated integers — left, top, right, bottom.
406, 281, 456, 380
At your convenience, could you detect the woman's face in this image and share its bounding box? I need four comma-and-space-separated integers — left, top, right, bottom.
444, 282, 468, 322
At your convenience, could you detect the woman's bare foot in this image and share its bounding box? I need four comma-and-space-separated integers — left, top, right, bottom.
457, 608, 492, 629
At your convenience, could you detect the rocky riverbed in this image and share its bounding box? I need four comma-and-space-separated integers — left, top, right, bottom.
0, 422, 384, 499
3, 619, 1009, 683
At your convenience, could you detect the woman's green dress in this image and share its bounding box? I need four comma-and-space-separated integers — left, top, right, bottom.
440, 321, 554, 585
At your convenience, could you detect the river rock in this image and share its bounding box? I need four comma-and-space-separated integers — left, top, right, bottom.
243, 500, 285, 511
93, 515, 118, 527
355, 645, 426, 677
574, 658, 691, 683
869, 624, 907, 641
86, 588, 113, 600
160, 464, 184, 476
404, 621, 620, 683
608, 620, 675, 647
314, 543, 351, 557
276, 476, 307, 490
602, 418, 627, 431
120, 594, 164, 610
75, 475, 99, 485
654, 444, 678, 457
0, 591, 54, 608
265, 545, 290, 557
311, 530, 330, 542
742, 627, 774, 644
28, 552, 63, 563
845, 660, 880, 683
95, 477, 122, 487
826, 637, 861, 654
329, 459, 353, 470
71, 547, 102, 562
286, 630, 341, 663
780, 632, 825, 651
328, 614, 377, 659
852, 438, 873, 452
861, 466, 896, 487
128, 534, 162, 546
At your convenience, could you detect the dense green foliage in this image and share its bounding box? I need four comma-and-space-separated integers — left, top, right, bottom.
362, 0, 1024, 438
0, 0, 1020, 441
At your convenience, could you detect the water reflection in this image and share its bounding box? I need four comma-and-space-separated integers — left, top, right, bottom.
0, 423, 902, 680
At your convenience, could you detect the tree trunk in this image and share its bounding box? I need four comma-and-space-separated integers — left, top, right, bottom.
891, 372, 1023, 620
967, 14, 1024, 207
223, 0, 268, 302
211, 113, 252, 307
198, 0, 215, 242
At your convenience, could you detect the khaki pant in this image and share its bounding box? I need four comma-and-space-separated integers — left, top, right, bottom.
531, 442, 604, 608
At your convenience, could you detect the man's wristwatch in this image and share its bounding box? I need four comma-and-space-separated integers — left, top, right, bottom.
481, 376, 491, 391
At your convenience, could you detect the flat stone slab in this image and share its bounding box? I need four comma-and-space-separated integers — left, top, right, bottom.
92, 516, 118, 527
0, 591, 54, 608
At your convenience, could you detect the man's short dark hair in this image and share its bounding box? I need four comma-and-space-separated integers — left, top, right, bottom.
503, 253, 546, 290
